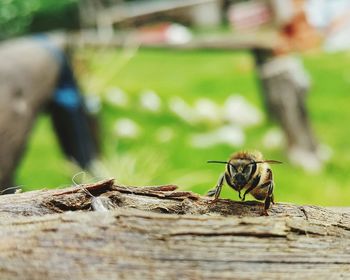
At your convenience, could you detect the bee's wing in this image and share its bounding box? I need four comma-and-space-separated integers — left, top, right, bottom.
262, 160, 283, 164
207, 160, 229, 165
251, 160, 283, 165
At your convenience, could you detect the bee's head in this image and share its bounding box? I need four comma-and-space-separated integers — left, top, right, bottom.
227, 159, 254, 189
207, 159, 254, 189
208, 156, 282, 189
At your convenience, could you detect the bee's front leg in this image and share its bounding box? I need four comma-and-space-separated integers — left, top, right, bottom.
271, 194, 275, 204
261, 209, 269, 216
242, 175, 261, 201
262, 182, 274, 216
207, 173, 225, 203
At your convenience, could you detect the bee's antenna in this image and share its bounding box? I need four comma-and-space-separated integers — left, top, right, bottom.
207, 160, 230, 165
207, 160, 238, 171
249, 160, 283, 165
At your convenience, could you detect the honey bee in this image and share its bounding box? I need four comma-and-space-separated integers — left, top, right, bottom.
207, 151, 282, 215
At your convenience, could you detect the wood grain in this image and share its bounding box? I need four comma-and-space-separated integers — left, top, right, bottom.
0, 179, 349, 279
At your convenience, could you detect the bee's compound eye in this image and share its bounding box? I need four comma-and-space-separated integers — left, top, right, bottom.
243, 164, 252, 174
229, 164, 237, 175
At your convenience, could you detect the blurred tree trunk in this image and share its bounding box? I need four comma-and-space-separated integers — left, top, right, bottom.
0, 37, 61, 190
0, 179, 349, 279
253, 49, 321, 171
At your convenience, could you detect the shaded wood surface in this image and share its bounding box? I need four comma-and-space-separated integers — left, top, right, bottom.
0, 179, 349, 279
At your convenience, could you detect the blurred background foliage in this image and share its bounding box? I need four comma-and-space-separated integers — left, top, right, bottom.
0, 0, 78, 39
2, 0, 350, 206
16, 48, 350, 206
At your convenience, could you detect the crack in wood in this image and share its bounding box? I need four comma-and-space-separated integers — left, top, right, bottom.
299, 206, 309, 220
167, 231, 287, 238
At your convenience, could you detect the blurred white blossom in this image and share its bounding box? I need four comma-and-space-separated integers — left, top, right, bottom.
85, 94, 102, 114
139, 89, 162, 112
223, 95, 263, 127
113, 118, 140, 139
193, 98, 221, 124
169, 97, 197, 124
105, 87, 129, 107
190, 125, 245, 148
262, 128, 285, 150
165, 23, 192, 44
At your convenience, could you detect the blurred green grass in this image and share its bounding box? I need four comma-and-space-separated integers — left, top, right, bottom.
16, 49, 350, 206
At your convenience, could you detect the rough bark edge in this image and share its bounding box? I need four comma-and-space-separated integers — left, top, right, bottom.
0, 179, 349, 279
0, 179, 349, 229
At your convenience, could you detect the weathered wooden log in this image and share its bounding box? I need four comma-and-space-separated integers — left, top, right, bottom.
0, 179, 349, 279
0, 37, 61, 189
